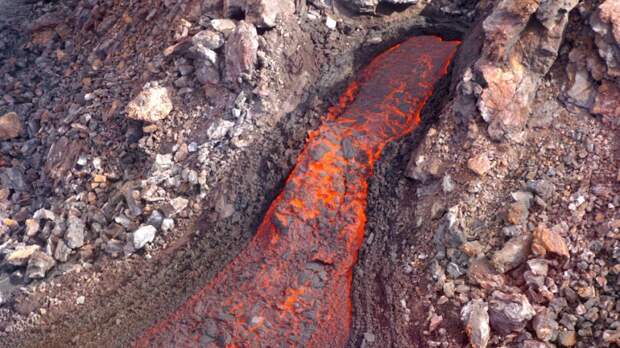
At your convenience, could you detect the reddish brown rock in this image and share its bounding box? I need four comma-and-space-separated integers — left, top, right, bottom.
225, 21, 259, 84
532, 225, 570, 258
592, 80, 620, 118
491, 234, 532, 273
467, 153, 492, 176
468, 258, 505, 289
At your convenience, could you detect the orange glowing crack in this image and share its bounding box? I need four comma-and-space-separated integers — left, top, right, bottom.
136, 36, 459, 347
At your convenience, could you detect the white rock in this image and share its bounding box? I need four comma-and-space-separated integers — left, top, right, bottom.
325, 17, 337, 30
133, 225, 157, 249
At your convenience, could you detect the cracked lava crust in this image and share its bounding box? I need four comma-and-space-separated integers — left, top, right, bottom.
135, 35, 459, 348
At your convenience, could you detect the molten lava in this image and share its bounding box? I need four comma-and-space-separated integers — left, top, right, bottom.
137, 36, 459, 347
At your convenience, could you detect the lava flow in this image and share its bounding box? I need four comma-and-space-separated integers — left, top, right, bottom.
137, 36, 459, 347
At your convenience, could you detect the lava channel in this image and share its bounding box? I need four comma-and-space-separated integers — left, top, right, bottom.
136, 36, 459, 347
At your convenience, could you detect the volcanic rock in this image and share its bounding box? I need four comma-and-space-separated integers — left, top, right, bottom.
26, 251, 56, 279
225, 21, 258, 83
506, 201, 529, 225
467, 153, 491, 176
488, 289, 535, 334
591, 0, 620, 77
471, 0, 579, 140
558, 330, 577, 346
461, 299, 490, 348
45, 136, 83, 179
532, 308, 559, 342
0, 112, 23, 141
54, 239, 71, 263
491, 234, 532, 273
467, 258, 505, 290
25, 219, 40, 237
0, 167, 27, 191
245, 0, 294, 28
6, 245, 40, 266
125, 85, 173, 122
211, 19, 236, 36
65, 215, 85, 249
532, 225, 569, 258
133, 225, 156, 249
192, 30, 224, 50
592, 80, 620, 118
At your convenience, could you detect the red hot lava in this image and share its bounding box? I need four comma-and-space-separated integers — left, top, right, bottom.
136, 36, 459, 347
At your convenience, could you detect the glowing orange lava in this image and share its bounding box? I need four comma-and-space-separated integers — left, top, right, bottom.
136, 36, 459, 347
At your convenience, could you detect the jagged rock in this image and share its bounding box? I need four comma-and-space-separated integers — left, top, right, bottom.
33, 209, 56, 221
467, 153, 492, 176
591, 0, 620, 77
26, 251, 56, 279
488, 289, 535, 334
532, 308, 559, 342
435, 205, 468, 248
0, 167, 27, 191
54, 239, 71, 263
532, 225, 569, 258
211, 19, 236, 37
225, 21, 258, 83
6, 245, 40, 266
592, 80, 620, 118
65, 215, 85, 249
245, 0, 294, 28
491, 234, 532, 273
461, 299, 490, 348
565, 63, 596, 108
45, 136, 83, 179
192, 30, 224, 50
527, 179, 556, 200
25, 219, 40, 237
506, 201, 529, 225
467, 257, 505, 289
558, 330, 577, 346
125, 85, 173, 122
405, 154, 442, 182
0, 112, 23, 141
472, 0, 579, 140
132, 225, 157, 249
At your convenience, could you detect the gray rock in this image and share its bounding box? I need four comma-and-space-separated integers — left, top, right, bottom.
192, 30, 224, 50
461, 299, 490, 348
145, 210, 164, 229
491, 234, 532, 273
33, 208, 56, 221
0, 167, 27, 191
132, 225, 157, 249
528, 179, 556, 199
54, 239, 71, 262
207, 119, 235, 140
64, 215, 85, 249
488, 289, 535, 334
26, 251, 56, 279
